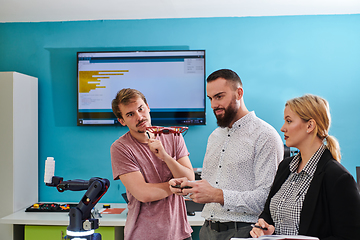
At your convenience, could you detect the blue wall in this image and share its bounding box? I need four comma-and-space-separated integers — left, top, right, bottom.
0, 15, 359, 204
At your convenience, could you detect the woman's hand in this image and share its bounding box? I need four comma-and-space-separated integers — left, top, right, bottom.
250, 218, 275, 238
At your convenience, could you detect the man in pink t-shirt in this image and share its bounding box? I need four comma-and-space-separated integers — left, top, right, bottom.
110, 88, 194, 240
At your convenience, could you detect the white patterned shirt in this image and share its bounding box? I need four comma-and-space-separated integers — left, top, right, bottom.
269, 144, 326, 235
201, 111, 284, 223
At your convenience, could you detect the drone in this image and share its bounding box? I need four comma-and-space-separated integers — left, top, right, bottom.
146, 126, 188, 136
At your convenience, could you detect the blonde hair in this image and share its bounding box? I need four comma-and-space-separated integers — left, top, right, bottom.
286, 94, 341, 162
111, 88, 148, 119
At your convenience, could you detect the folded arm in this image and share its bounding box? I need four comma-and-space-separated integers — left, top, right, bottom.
120, 171, 173, 203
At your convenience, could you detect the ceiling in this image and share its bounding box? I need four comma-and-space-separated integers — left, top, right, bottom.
1, 0, 360, 23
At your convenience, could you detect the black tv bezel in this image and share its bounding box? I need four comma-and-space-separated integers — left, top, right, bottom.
76, 50, 206, 126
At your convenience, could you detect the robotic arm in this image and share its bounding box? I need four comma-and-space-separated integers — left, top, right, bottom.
47, 176, 110, 240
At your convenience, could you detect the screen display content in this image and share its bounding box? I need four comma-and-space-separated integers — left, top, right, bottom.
77, 50, 206, 126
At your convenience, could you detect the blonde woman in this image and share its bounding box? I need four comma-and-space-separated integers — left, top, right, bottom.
251, 94, 360, 239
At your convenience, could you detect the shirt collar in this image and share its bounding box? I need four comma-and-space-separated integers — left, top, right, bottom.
227, 111, 256, 131
289, 144, 326, 176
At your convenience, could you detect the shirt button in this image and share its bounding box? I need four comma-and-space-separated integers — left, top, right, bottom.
222, 149, 225, 152
219, 165, 221, 168
216, 182, 218, 184
228, 134, 230, 137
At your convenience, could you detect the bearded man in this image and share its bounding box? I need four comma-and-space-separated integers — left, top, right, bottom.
170, 69, 284, 240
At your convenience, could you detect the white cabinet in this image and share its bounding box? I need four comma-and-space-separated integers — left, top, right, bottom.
0, 72, 38, 240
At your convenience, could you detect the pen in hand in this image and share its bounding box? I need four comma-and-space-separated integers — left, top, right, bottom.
146, 131, 159, 153
251, 224, 268, 231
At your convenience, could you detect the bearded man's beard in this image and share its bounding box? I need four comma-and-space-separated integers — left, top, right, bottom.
214, 97, 238, 128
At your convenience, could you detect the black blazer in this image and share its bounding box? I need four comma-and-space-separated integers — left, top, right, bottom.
259, 149, 360, 240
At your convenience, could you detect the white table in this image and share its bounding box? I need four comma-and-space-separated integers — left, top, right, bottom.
0, 203, 205, 239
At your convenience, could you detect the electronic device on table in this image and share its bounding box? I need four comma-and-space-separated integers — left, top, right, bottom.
77, 50, 206, 126
25, 203, 77, 212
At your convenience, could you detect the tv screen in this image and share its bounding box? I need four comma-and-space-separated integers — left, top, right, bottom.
77, 50, 206, 126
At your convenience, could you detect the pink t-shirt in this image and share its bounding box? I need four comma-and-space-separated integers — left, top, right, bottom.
110, 132, 192, 240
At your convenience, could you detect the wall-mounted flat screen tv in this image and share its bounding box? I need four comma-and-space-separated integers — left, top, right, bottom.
77, 50, 206, 126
